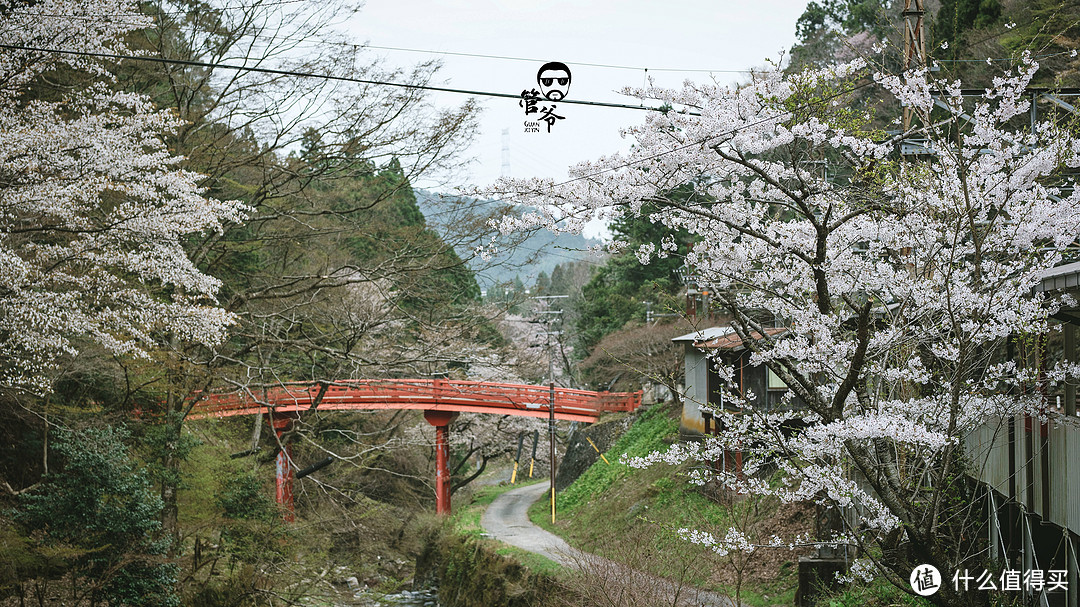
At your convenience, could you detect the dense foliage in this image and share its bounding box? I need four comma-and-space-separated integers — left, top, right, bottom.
490, 51, 1080, 606
574, 205, 688, 355
15, 427, 178, 607
0, 0, 512, 604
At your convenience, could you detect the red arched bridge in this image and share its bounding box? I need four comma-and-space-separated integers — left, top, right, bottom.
189, 379, 642, 517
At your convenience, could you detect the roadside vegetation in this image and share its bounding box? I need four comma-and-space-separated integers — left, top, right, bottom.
424, 474, 568, 607
502, 402, 940, 607
6, 0, 1080, 605
523, 403, 810, 607
448, 478, 563, 576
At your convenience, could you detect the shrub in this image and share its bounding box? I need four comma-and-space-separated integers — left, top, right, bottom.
14, 425, 179, 607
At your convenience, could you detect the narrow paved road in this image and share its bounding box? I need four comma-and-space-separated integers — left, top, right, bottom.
481, 482, 734, 606
481, 482, 577, 565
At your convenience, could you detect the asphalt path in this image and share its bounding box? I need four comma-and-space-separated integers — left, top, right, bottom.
481, 482, 734, 606
481, 482, 576, 565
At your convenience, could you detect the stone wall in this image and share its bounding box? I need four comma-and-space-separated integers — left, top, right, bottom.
554, 412, 638, 492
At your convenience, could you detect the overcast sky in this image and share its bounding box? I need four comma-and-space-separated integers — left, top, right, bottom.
347, 1, 810, 236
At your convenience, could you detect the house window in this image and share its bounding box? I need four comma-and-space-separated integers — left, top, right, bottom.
767, 368, 787, 390
767, 368, 787, 410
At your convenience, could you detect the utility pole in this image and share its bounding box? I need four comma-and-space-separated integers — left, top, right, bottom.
529, 429, 539, 478
532, 294, 567, 523
548, 326, 557, 522
902, 0, 927, 132
676, 262, 700, 319
642, 300, 680, 324
511, 432, 525, 484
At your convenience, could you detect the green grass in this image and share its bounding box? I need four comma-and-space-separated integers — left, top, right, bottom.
738, 583, 798, 607
448, 477, 567, 580
493, 545, 563, 576
529, 403, 719, 533
820, 578, 932, 607
526, 402, 807, 607
554, 403, 677, 514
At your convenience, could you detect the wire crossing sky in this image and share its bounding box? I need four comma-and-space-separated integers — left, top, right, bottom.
347, 0, 812, 205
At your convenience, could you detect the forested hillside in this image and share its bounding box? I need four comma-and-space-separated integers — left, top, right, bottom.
0, 1, 540, 604
4, 0, 1080, 606
415, 190, 602, 291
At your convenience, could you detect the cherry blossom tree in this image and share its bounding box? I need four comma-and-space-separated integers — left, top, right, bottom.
0, 0, 247, 395
488, 55, 1080, 605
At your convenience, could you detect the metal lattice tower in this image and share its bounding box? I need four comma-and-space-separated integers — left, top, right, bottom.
501, 128, 511, 177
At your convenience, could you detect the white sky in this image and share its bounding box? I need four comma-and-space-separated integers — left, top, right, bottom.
346, 1, 810, 236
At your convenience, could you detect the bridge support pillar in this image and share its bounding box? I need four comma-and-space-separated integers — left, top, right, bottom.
424, 410, 458, 515
270, 412, 298, 522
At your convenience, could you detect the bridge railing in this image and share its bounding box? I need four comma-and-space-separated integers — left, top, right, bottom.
189, 379, 642, 422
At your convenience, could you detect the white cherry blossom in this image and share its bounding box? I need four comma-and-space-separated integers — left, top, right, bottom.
1, 0, 248, 393
488, 56, 1080, 592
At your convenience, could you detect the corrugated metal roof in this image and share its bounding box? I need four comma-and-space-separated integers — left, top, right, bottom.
696, 327, 787, 350
1034, 261, 1080, 293
670, 324, 787, 349
671, 326, 733, 343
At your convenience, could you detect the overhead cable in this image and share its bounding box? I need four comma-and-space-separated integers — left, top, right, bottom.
362, 44, 755, 74
0, 43, 692, 114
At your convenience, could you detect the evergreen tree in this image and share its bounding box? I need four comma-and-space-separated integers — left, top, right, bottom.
15, 427, 178, 607
934, 0, 1002, 50
574, 195, 692, 355
533, 270, 551, 296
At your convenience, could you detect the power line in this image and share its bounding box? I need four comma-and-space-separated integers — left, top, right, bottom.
0, 43, 691, 115
3, 2, 1054, 198
11, 9, 762, 76
935, 49, 1076, 63
478, 242, 603, 266
487, 78, 883, 194
362, 44, 755, 74
490, 18, 1076, 193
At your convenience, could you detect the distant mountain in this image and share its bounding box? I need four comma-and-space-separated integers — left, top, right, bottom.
415, 189, 602, 289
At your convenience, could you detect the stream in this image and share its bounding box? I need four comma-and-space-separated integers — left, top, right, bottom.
351, 587, 442, 607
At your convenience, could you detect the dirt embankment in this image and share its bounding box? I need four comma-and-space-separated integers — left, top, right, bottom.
416, 526, 569, 607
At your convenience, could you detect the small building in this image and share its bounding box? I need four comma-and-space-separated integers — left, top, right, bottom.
672, 325, 798, 439
967, 260, 1080, 607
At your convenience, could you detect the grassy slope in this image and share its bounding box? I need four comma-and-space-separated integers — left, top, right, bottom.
521, 403, 935, 607
527, 402, 799, 607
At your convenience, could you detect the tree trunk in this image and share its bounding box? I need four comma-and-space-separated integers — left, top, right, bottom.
160, 417, 182, 553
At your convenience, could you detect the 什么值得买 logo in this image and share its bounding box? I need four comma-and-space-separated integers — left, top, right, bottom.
910, 564, 941, 596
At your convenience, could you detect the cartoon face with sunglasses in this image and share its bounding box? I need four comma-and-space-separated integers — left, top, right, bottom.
536, 62, 571, 101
